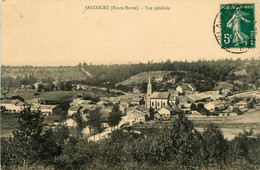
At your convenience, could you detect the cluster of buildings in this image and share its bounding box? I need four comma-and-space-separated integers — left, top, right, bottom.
2, 76, 260, 132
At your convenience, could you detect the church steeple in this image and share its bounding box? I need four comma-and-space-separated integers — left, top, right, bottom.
146, 76, 152, 109
147, 76, 152, 96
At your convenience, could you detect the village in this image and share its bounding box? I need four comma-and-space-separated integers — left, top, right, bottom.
1, 73, 260, 140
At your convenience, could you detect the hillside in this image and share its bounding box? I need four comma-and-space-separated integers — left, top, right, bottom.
115, 71, 170, 86
1, 58, 260, 91
1, 66, 87, 81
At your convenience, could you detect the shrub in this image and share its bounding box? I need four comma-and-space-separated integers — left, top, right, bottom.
247, 101, 254, 109
233, 107, 243, 115
202, 124, 229, 166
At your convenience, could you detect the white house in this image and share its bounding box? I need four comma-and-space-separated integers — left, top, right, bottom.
130, 97, 143, 105
70, 98, 92, 106
118, 109, 146, 127
0, 99, 27, 112
204, 101, 226, 112
187, 93, 211, 103
176, 84, 196, 94
68, 105, 82, 116
64, 118, 77, 127
158, 106, 180, 118
31, 104, 62, 116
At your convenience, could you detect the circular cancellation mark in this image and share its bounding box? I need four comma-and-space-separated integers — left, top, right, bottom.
213, 4, 256, 54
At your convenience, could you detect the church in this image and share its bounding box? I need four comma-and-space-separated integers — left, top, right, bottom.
145, 77, 178, 110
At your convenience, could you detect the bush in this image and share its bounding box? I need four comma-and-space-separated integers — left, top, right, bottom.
190, 103, 196, 110
202, 124, 229, 166
247, 101, 254, 109
233, 107, 243, 115
3, 108, 260, 169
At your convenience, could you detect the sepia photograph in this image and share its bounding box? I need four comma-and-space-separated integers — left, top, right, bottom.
1, 0, 260, 169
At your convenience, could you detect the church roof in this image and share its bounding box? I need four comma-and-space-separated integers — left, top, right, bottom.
150, 92, 169, 99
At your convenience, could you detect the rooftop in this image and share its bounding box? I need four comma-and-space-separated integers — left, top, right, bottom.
150, 92, 169, 99
187, 93, 211, 102
32, 104, 58, 110
68, 105, 82, 111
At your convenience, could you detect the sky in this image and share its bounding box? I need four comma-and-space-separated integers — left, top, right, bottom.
1, 0, 259, 66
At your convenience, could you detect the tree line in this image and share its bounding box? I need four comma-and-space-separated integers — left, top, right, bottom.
2, 58, 260, 92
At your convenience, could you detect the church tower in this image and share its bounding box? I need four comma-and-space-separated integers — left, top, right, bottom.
146, 76, 152, 109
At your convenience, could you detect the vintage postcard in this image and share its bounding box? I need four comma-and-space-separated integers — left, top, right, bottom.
1, 0, 260, 169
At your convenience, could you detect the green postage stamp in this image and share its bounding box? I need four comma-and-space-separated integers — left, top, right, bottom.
214, 4, 256, 53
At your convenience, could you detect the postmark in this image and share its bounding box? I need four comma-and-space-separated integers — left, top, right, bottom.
213, 4, 256, 54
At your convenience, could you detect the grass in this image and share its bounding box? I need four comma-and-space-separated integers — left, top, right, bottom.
188, 105, 260, 140
116, 71, 170, 86
0, 112, 63, 138
6, 89, 118, 103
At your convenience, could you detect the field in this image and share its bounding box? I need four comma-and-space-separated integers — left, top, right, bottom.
0, 112, 63, 138
115, 71, 170, 86
189, 105, 260, 140
1, 66, 87, 81
3, 88, 121, 103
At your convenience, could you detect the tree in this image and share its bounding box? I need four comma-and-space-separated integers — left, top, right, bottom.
190, 103, 197, 110
197, 103, 205, 112
89, 108, 103, 140
73, 111, 84, 139
247, 101, 254, 109
108, 104, 122, 129
202, 124, 229, 165
5, 107, 62, 167
11, 107, 45, 166
168, 112, 205, 167
37, 84, 44, 92
232, 107, 242, 115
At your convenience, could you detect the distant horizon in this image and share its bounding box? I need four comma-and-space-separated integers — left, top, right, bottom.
1, 56, 259, 67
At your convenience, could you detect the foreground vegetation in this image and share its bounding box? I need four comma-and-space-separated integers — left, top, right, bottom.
1, 108, 260, 169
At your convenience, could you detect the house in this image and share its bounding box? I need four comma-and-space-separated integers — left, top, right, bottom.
76, 84, 88, 90
169, 94, 179, 106
167, 78, 176, 84
204, 101, 226, 112
31, 104, 62, 116
191, 110, 200, 115
130, 97, 143, 105
109, 97, 120, 104
34, 81, 42, 89
176, 84, 196, 94
221, 89, 232, 96
155, 77, 163, 82
0, 99, 28, 112
70, 98, 92, 106
82, 104, 96, 111
119, 98, 132, 111
158, 106, 180, 118
21, 85, 33, 90
229, 112, 238, 116
233, 101, 248, 109
187, 93, 211, 103
97, 100, 113, 106
118, 109, 147, 127
64, 118, 77, 127
154, 113, 162, 120
68, 105, 82, 116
